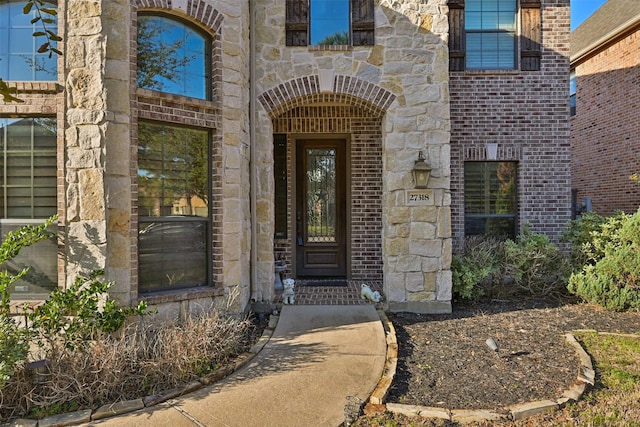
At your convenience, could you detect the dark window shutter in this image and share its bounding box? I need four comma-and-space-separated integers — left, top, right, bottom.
520, 1, 541, 71
448, 0, 465, 71
286, 0, 308, 46
352, 0, 374, 46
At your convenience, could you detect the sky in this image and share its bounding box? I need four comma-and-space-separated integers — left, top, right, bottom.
571, 0, 608, 31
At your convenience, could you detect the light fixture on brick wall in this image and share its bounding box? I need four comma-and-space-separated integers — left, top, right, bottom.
412, 151, 431, 189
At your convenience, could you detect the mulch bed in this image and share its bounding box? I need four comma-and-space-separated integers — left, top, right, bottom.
387, 299, 640, 410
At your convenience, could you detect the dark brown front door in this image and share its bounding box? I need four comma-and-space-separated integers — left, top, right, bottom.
296, 139, 346, 277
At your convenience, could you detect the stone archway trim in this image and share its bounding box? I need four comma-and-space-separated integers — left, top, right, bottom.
133, 0, 223, 33
259, 75, 396, 118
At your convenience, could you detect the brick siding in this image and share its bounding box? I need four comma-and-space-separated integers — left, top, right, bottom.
272, 102, 384, 281
449, 0, 572, 249
571, 29, 640, 216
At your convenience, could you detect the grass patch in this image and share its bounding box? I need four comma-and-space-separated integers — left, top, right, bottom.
567, 332, 640, 426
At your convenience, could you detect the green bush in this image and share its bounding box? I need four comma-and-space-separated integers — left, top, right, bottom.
453, 229, 571, 303
562, 211, 608, 268
452, 236, 504, 302
504, 227, 571, 297
563, 211, 628, 269
568, 209, 640, 311
0, 217, 148, 388
0, 217, 56, 388
28, 271, 149, 355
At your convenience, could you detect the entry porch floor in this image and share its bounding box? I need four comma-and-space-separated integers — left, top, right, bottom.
275, 279, 384, 306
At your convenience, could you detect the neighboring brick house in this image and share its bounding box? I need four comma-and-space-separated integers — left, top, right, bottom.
0, 0, 570, 317
570, 0, 640, 216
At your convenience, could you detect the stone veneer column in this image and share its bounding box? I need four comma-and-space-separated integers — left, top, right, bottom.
64, 0, 132, 304
218, 1, 252, 311
378, 1, 452, 313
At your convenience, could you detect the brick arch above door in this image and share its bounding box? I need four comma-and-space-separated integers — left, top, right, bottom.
258, 74, 396, 119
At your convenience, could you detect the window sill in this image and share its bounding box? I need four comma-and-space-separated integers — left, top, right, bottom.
308, 45, 353, 52
139, 286, 224, 305
4, 81, 62, 93
453, 69, 521, 76
136, 88, 220, 109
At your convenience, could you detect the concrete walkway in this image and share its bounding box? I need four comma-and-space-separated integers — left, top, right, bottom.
85, 305, 387, 427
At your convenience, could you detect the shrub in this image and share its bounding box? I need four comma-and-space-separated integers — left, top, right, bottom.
28, 271, 149, 356
0, 306, 254, 420
568, 209, 640, 311
452, 236, 504, 302
504, 227, 571, 297
563, 211, 628, 269
453, 229, 571, 303
0, 217, 56, 389
562, 211, 608, 268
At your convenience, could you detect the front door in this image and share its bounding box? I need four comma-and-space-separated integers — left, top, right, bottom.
296, 139, 346, 277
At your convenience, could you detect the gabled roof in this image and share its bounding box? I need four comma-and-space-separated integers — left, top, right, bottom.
571, 0, 640, 65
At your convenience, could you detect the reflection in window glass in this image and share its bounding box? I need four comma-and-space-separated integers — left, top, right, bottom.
137, 14, 209, 99
138, 122, 210, 292
0, 0, 58, 81
570, 69, 577, 116
0, 118, 58, 298
465, 0, 516, 70
310, 0, 349, 45
274, 134, 288, 239
464, 161, 517, 239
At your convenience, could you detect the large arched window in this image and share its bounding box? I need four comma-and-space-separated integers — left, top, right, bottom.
137, 13, 210, 100
0, 0, 58, 81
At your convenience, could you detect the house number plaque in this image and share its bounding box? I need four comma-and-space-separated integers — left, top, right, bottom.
407, 190, 434, 205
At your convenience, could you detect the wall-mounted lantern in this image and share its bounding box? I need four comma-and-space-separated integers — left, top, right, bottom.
412, 151, 431, 189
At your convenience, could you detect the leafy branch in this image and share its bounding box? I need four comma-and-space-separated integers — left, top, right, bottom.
0, 79, 22, 103
25, 0, 62, 58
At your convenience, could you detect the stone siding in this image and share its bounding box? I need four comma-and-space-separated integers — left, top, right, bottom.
1, 0, 571, 315
254, 0, 453, 312
1, 0, 251, 318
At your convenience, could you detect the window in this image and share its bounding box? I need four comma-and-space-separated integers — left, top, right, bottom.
286, 0, 374, 46
569, 69, 576, 116
449, 0, 542, 71
0, 118, 58, 297
466, 0, 516, 69
138, 122, 210, 292
137, 14, 210, 100
0, 0, 58, 81
464, 161, 517, 239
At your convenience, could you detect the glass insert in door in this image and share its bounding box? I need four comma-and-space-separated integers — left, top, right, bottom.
305, 148, 337, 243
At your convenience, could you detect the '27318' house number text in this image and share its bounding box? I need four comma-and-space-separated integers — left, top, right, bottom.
407, 190, 434, 205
